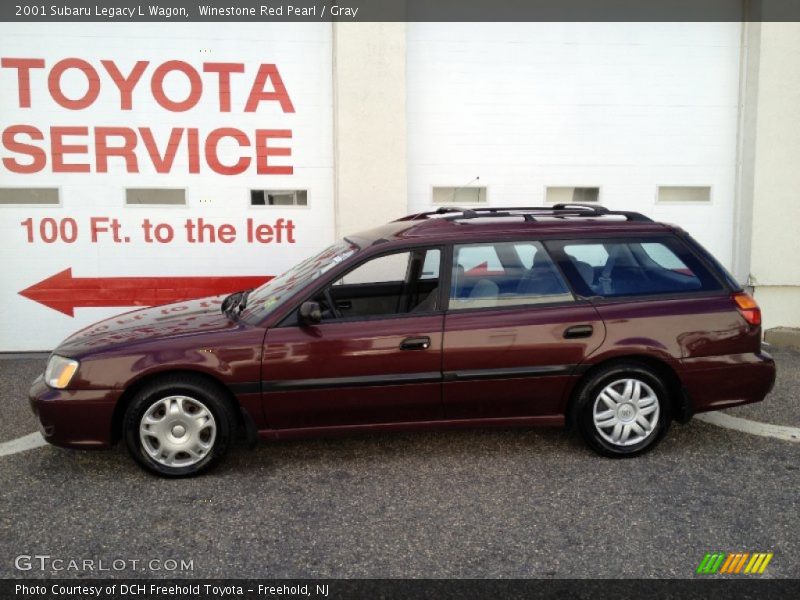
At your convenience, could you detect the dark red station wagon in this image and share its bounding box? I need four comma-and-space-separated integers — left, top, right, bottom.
29, 204, 776, 476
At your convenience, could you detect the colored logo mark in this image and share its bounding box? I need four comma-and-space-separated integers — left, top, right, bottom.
696, 552, 773, 575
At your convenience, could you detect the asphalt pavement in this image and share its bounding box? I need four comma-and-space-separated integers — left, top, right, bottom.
0, 349, 798, 579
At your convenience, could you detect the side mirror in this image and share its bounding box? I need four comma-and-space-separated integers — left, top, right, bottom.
299, 301, 322, 325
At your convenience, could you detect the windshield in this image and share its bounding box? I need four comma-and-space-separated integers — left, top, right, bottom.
240, 240, 358, 323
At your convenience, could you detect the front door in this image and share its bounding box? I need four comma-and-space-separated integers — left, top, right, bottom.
262, 247, 444, 429
442, 240, 605, 419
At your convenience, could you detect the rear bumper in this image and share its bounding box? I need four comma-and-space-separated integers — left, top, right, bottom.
680, 351, 776, 414
28, 375, 120, 449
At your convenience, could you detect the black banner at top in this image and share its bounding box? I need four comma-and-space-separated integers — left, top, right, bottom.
2, 0, 800, 22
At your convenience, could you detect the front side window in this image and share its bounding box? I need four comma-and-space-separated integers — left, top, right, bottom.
334, 252, 410, 286
315, 247, 441, 320
556, 237, 722, 298
450, 241, 572, 310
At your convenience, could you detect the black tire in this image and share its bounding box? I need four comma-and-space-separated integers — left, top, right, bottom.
573, 361, 671, 458
123, 374, 237, 477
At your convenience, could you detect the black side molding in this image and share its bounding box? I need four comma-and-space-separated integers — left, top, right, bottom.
444, 365, 576, 382
230, 364, 580, 395
262, 372, 442, 392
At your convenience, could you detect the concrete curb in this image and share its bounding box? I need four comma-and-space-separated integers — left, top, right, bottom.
695, 412, 800, 443
0, 432, 47, 457
765, 327, 800, 351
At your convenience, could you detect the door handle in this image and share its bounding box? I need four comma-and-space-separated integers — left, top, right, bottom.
563, 324, 594, 339
336, 300, 352, 310
400, 336, 431, 351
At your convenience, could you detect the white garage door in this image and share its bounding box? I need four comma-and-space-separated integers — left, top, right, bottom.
0, 23, 334, 351
407, 23, 741, 267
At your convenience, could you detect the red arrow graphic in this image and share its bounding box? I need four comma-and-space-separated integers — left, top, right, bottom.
19, 268, 273, 317
464, 261, 505, 276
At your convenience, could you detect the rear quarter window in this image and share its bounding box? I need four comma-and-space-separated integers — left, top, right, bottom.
682, 234, 743, 291
549, 237, 724, 298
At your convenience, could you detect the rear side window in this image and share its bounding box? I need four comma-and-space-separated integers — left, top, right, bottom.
450, 241, 573, 310
552, 237, 722, 298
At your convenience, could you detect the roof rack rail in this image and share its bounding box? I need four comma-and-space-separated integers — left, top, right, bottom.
556, 204, 653, 222
552, 203, 608, 214
397, 206, 478, 221
396, 204, 652, 223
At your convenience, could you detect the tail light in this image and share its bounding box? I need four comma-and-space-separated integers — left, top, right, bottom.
732, 292, 761, 326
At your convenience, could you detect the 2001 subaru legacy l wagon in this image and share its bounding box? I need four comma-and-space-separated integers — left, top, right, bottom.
29, 204, 776, 476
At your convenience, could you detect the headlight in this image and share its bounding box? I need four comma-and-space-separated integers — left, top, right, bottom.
45, 355, 79, 389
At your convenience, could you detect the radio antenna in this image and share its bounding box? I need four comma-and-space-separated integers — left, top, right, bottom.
452, 176, 480, 202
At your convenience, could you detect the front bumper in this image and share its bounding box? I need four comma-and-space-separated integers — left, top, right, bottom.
28, 375, 121, 449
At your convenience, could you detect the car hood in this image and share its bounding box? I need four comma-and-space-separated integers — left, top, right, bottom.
55, 296, 236, 356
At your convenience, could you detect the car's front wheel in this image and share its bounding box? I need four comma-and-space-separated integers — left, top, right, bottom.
574, 362, 671, 457
123, 375, 236, 477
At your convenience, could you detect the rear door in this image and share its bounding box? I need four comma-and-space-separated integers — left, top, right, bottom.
442, 240, 605, 419
546, 235, 757, 408
261, 246, 445, 429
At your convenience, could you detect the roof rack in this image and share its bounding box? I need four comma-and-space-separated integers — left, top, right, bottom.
397, 204, 652, 223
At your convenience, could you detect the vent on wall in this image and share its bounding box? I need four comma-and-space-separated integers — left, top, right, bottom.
251, 190, 308, 206
432, 186, 487, 204
0, 188, 59, 205
126, 189, 186, 205
546, 186, 599, 204
657, 186, 711, 203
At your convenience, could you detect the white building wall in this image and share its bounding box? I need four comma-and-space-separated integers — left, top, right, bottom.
407, 23, 742, 266
333, 23, 407, 238
333, 23, 408, 236
746, 22, 800, 329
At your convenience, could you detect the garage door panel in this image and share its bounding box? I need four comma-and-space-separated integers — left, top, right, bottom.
407, 23, 741, 273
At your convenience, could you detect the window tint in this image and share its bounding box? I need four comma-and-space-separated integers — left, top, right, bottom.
640, 243, 687, 270
455, 245, 504, 274
565, 244, 608, 268
335, 252, 409, 285
320, 248, 441, 320
558, 238, 721, 298
453, 242, 550, 277
421, 250, 440, 280
450, 242, 572, 310
513, 243, 537, 269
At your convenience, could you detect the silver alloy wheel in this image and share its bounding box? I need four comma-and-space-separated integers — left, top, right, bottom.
139, 395, 217, 468
592, 378, 660, 447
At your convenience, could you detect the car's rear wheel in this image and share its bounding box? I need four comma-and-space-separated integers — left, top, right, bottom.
123, 375, 236, 477
574, 362, 671, 457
